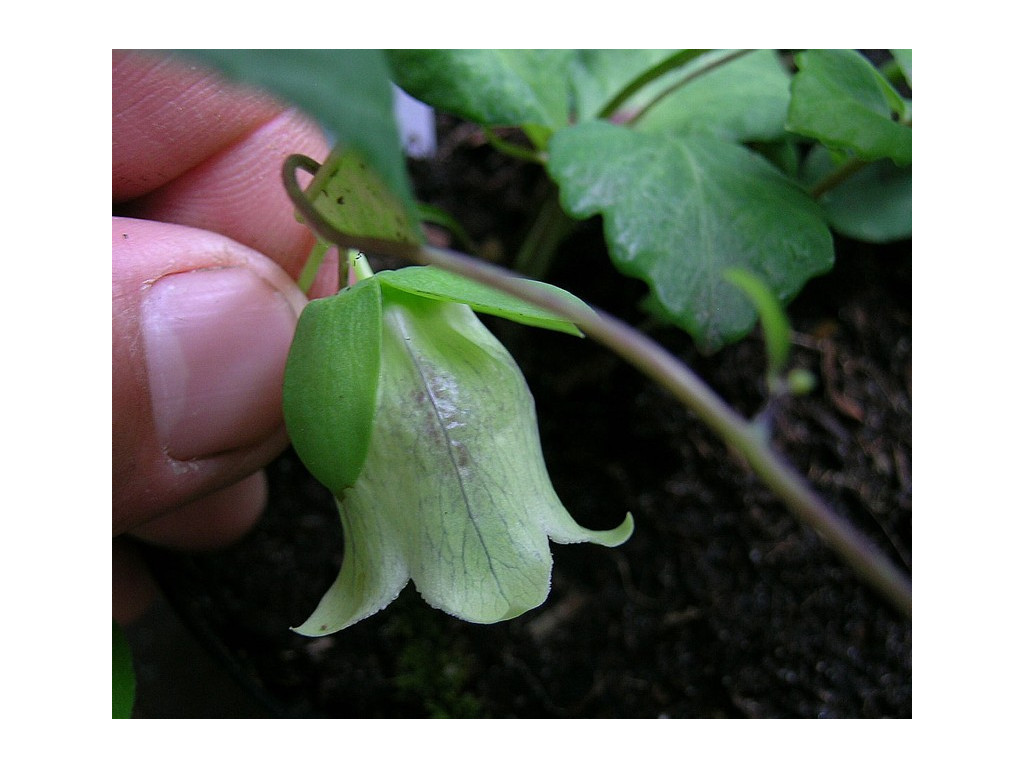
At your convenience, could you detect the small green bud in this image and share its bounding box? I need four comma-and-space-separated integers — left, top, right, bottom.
786, 368, 817, 396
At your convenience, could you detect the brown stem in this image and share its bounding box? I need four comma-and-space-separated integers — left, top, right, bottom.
810, 157, 869, 199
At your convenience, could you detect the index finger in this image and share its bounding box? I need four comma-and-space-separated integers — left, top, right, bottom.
113, 50, 334, 291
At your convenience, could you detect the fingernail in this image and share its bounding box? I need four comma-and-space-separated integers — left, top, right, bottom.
141, 267, 299, 460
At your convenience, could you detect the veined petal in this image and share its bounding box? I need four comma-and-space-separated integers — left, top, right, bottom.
291, 491, 409, 636
380, 295, 551, 622
378, 294, 629, 623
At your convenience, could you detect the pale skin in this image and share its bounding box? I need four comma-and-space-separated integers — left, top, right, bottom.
112, 50, 333, 623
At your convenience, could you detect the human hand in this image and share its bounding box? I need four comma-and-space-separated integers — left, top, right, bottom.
112, 50, 332, 623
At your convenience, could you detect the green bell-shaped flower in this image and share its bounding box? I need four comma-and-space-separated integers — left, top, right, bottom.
284, 264, 632, 635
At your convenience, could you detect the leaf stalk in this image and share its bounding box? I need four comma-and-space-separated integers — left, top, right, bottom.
626, 49, 755, 126
415, 245, 912, 619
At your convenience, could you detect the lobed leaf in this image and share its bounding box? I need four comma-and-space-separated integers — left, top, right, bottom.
787, 49, 912, 165
803, 146, 912, 243
635, 49, 793, 142
386, 50, 573, 142
568, 49, 686, 120
548, 121, 833, 350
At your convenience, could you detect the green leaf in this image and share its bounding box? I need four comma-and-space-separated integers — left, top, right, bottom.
548, 121, 833, 350
803, 146, 912, 243
891, 49, 912, 88
180, 49, 418, 218
787, 49, 912, 165
635, 49, 793, 142
377, 266, 590, 336
568, 49, 686, 120
112, 620, 135, 719
293, 293, 632, 634
283, 279, 383, 496
386, 50, 573, 141
754, 137, 803, 178
304, 145, 423, 248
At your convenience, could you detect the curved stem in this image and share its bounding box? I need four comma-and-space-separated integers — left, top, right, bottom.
483, 126, 546, 164
811, 120, 911, 199
597, 49, 712, 120
512, 182, 577, 278
416, 246, 912, 618
348, 249, 374, 282
282, 153, 912, 618
810, 157, 870, 199
296, 238, 330, 295
627, 49, 755, 126
417, 202, 480, 256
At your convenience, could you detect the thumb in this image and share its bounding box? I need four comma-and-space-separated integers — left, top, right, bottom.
113, 216, 307, 536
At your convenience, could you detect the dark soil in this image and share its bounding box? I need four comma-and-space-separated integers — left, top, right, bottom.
128, 117, 911, 718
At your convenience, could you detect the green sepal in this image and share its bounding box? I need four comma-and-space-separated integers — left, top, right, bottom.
283, 279, 383, 496
377, 266, 591, 337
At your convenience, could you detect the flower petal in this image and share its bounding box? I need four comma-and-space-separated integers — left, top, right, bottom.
291, 492, 409, 636
375, 294, 629, 623
292, 285, 633, 634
